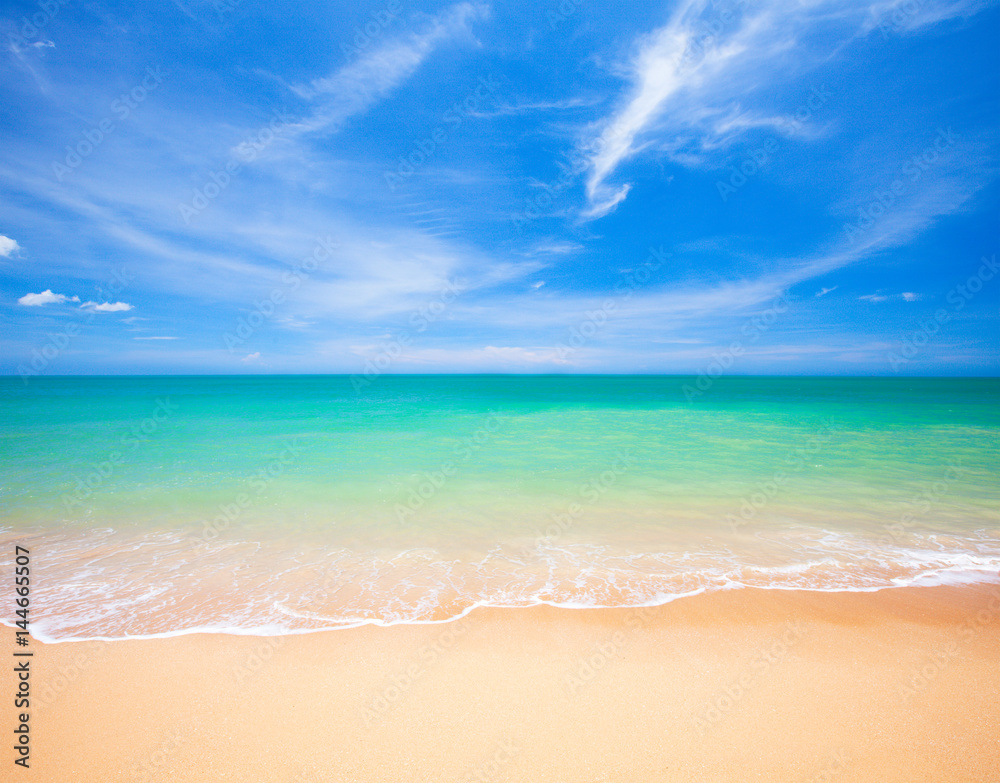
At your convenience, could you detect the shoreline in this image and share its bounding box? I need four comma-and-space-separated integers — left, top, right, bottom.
8, 568, 1000, 644
8, 583, 1000, 781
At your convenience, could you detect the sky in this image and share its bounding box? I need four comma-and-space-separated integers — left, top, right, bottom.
1, 0, 998, 377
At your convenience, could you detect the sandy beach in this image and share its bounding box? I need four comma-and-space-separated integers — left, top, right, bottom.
4, 0, 999, 774
7, 583, 998, 782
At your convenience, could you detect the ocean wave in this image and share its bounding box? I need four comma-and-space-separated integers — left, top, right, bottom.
2, 524, 999, 643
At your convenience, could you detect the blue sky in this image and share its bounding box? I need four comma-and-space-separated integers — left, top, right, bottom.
1, 0, 998, 376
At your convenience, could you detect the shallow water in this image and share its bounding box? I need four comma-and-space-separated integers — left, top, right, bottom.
2, 375, 998, 640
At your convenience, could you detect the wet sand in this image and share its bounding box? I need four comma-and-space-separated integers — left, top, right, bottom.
8, 583, 1000, 782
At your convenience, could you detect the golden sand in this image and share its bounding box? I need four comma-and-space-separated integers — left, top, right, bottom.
7, 584, 1000, 782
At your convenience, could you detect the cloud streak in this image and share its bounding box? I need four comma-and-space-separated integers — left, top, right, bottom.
17, 289, 133, 312
81, 300, 133, 312
577, 0, 994, 219
0, 235, 20, 257
18, 290, 79, 306
289, 3, 487, 137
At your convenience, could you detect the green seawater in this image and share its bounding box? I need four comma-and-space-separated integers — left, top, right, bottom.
1, 375, 998, 639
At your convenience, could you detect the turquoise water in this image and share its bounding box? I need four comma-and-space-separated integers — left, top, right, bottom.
1, 375, 998, 640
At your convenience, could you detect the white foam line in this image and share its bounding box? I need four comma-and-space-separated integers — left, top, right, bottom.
7, 567, 999, 645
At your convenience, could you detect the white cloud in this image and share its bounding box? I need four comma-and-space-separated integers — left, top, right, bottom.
290, 3, 487, 136
241, 352, 262, 363
17, 289, 132, 312
576, 0, 993, 219
0, 235, 20, 257
9, 157, 542, 328
274, 315, 314, 330
18, 290, 80, 306
859, 0, 993, 36
859, 291, 921, 303
582, 182, 630, 220
80, 301, 133, 312
439, 169, 984, 339
469, 96, 602, 118
528, 240, 584, 256
390, 345, 563, 369
290, 228, 543, 321
815, 286, 838, 297
579, 0, 779, 217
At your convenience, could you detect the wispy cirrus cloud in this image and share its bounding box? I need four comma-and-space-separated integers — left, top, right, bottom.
433, 158, 988, 345
859, 0, 995, 36
527, 240, 584, 256
859, 291, 921, 303
579, 0, 793, 218
288, 2, 488, 137
468, 95, 601, 118
577, 0, 995, 219
0, 0, 995, 375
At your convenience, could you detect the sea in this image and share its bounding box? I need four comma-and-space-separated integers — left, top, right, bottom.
1, 375, 998, 641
